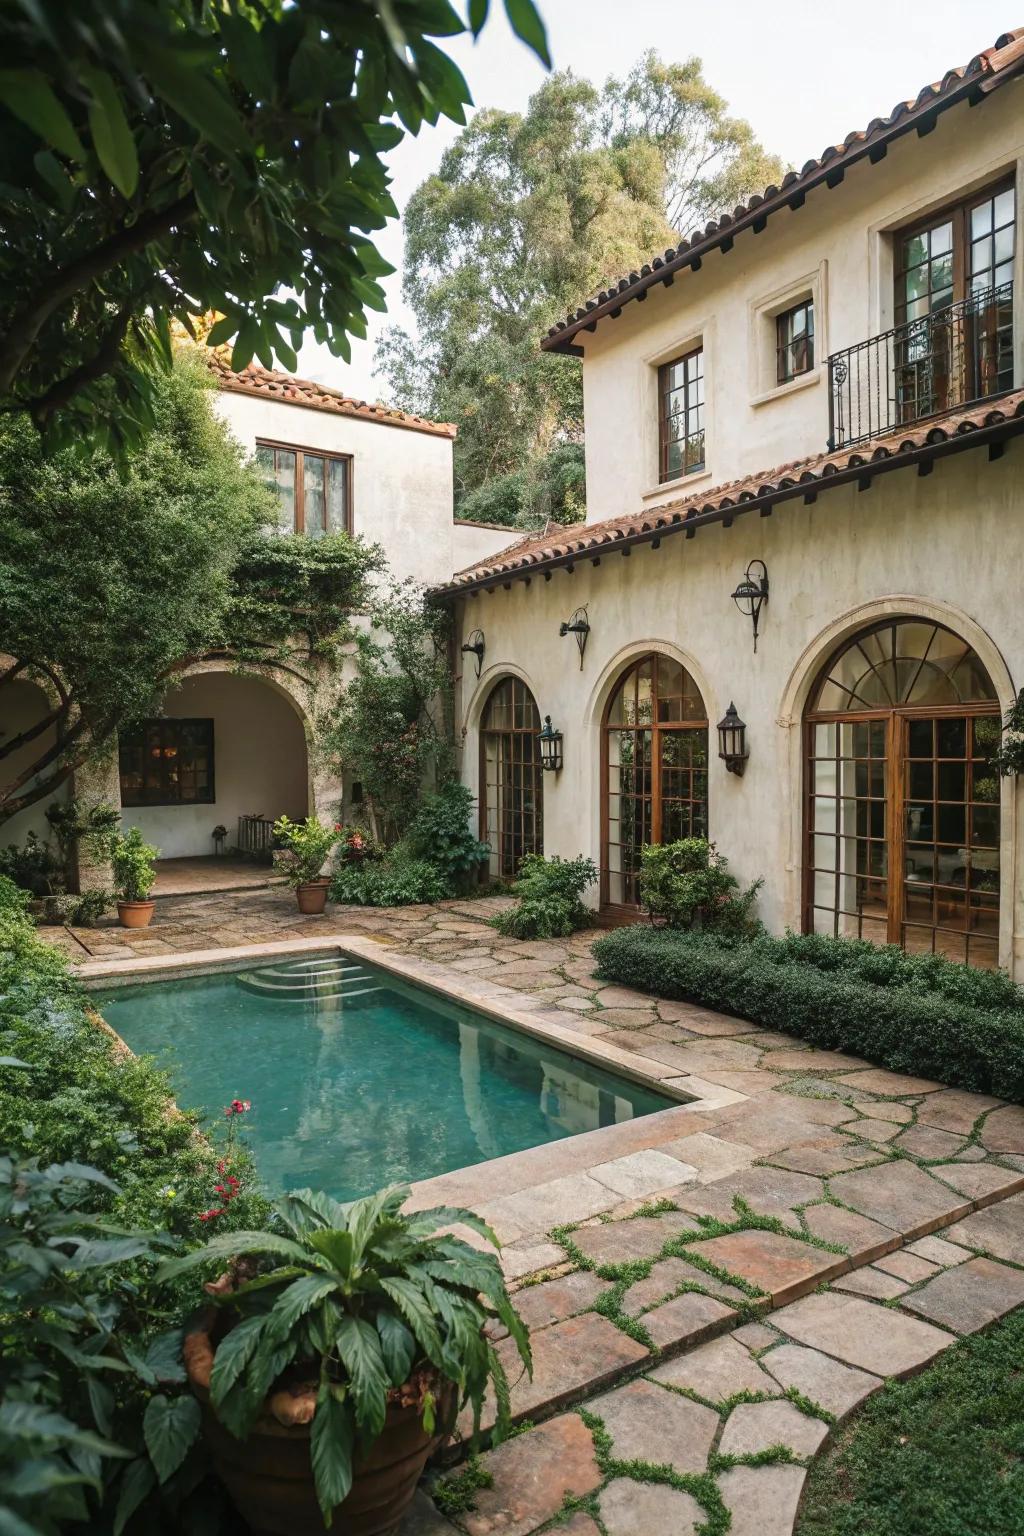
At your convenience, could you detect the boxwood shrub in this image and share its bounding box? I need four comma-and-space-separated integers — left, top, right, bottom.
591, 925, 1024, 1102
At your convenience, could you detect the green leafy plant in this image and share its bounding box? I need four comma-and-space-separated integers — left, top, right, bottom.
0, 1154, 218, 1536
638, 839, 762, 935
108, 827, 160, 903
0, 830, 63, 896
489, 854, 597, 939
0, 0, 550, 451
45, 797, 120, 883
159, 1186, 531, 1524
591, 925, 1024, 1101
271, 815, 341, 888
321, 582, 455, 845
983, 689, 1024, 777
405, 782, 489, 892
330, 853, 448, 908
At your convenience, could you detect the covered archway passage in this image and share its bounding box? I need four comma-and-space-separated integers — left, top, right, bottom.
479, 677, 543, 879
119, 670, 310, 863
602, 654, 709, 911
804, 617, 1002, 967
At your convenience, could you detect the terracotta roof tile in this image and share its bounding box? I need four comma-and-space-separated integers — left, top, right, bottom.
542, 28, 1024, 352
436, 390, 1024, 596
207, 354, 457, 439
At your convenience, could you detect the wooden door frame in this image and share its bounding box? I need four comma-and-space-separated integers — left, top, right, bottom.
478, 679, 543, 880
802, 700, 999, 947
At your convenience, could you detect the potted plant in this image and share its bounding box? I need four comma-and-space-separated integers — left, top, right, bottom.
212, 823, 228, 856
161, 1185, 530, 1536
272, 815, 341, 914
108, 826, 160, 927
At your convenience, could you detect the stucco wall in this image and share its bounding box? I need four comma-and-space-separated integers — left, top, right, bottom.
213, 391, 460, 586
451, 519, 525, 574
454, 445, 1024, 975
122, 671, 310, 859
576, 86, 1024, 524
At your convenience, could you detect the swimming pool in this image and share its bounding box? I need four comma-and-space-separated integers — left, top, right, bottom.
98, 954, 674, 1201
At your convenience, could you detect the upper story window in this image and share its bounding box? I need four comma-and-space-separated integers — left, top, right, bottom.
255, 442, 352, 537
658, 348, 705, 483
896, 181, 1015, 325
119, 719, 214, 807
776, 300, 815, 384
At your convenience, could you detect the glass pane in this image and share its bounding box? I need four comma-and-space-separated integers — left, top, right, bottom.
257, 446, 295, 532
303, 454, 325, 537
327, 459, 349, 533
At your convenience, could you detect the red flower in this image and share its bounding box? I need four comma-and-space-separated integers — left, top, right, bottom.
225, 1098, 251, 1117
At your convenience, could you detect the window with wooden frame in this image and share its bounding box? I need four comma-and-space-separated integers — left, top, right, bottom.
255, 442, 352, 537
603, 655, 708, 908
894, 180, 1016, 420
480, 678, 543, 879
119, 719, 215, 807
804, 619, 1001, 970
658, 348, 705, 482
776, 300, 814, 384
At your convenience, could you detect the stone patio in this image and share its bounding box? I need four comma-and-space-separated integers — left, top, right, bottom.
48, 887, 1024, 1536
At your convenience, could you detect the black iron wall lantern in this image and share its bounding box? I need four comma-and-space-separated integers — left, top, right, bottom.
460, 629, 485, 678
731, 560, 769, 652
538, 715, 563, 772
559, 607, 590, 669
717, 702, 749, 776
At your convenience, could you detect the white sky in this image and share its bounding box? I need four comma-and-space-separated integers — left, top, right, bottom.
295, 1, 1015, 400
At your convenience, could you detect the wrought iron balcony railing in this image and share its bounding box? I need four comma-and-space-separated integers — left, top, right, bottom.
827, 281, 1014, 450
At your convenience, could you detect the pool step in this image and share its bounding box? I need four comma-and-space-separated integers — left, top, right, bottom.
235, 957, 384, 1004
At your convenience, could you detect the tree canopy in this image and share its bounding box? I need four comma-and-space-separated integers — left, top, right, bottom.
375, 56, 783, 524
0, 0, 549, 451
0, 355, 382, 824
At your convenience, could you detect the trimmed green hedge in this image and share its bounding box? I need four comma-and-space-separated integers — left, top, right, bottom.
591, 926, 1024, 1102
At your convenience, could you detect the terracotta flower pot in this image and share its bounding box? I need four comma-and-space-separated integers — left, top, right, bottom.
117, 900, 155, 928
185, 1317, 453, 1536
295, 879, 330, 915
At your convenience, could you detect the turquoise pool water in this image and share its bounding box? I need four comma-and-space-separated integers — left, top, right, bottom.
97, 955, 672, 1202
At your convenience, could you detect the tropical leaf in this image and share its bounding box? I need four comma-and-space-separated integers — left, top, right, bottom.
406, 1205, 499, 1247
379, 1277, 442, 1368
311, 1382, 354, 1522
156, 1229, 312, 1281
142, 1395, 201, 1484
306, 1228, 354, 1278
0, 69, 85, 161
375, 1312, 415, 1386
503, 0, 551, 65
112, 1457, 156, 1536
208, 1315, 266, 1405
142, 1329, 186, 1385
81, 67, 138, 198
336, 1317, 389, 1440
266, 1274, 338, 1340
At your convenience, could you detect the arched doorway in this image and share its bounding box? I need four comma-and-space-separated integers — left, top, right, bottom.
480, 677, 543, 879
804, 617, 1001, 967
602, 654, 709, 909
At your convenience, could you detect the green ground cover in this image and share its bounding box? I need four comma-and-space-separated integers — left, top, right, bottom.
798, 1310, 1024, 1536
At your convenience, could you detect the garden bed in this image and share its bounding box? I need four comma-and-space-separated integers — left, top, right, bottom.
591, 926, 1024, 1101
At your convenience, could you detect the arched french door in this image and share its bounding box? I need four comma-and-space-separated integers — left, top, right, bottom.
804, 618, 1002, 968
602, 654, 709, 910
480, 677, 543, 879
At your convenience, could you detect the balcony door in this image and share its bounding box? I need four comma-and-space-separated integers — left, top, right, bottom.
895, 181, 1015, 422
804, 619, 1001, 969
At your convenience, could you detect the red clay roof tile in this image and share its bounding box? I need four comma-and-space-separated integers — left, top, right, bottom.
208, 354, 457, 439
436, 390, 1024, 596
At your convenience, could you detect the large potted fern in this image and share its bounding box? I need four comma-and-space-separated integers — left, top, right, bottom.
161, 1185, 529, 1535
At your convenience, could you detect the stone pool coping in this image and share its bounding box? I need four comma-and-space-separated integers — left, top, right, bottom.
80, 933, 742, 1223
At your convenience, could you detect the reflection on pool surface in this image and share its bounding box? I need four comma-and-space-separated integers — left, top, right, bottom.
97, 954, 673, 1201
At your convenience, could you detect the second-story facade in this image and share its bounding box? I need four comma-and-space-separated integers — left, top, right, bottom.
439, 28, 1024, 980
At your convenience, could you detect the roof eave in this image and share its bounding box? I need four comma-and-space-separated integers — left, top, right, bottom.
433, 408, 1024, 600
541, 44, 1024, 355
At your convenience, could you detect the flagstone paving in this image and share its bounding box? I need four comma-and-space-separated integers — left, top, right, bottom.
49, 889, 1024, 1536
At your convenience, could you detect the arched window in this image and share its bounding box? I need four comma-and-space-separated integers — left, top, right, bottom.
480, 677, 543, 879
805, 618, 1001, 967
602, 654, 708, 909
